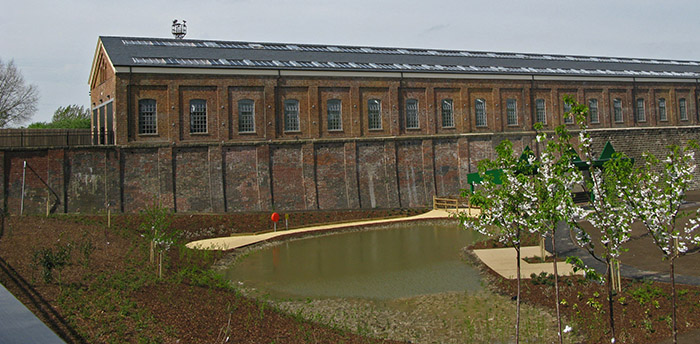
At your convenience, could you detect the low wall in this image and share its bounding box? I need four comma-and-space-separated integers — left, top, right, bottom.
2, 127, 698, 214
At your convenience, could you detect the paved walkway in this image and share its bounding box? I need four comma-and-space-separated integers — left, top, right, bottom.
0, 282, 64, 344
473, 246, 582, 279
186, 209, 473, 250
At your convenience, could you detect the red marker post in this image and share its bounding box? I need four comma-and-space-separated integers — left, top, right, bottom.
271, 212, 280, 232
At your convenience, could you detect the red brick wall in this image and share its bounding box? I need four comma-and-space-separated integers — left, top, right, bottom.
2, 126, 700, 214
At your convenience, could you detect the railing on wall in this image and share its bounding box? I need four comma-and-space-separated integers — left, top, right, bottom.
0, 129, 98, 148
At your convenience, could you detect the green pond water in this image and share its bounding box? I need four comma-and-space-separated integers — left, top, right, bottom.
222, 221, 485, 300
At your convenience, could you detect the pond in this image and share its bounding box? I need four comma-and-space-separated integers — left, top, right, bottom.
221, 220, 485, 300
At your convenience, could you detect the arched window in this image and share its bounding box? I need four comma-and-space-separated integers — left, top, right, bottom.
636, 98, 646, 122
368, 99, 382, 130
613, 98, 623, 123
441, 99, 454, 128
658, 98, 667, 121
679, 98, 688, 121
327, 99, 342, 131
506, 98, 517, 125
138, 99, 157, 134
238, 99, 255, 133
190, 99, 207, 133
589, 99, 599, 123
284, 99, 300, 132
535, 98, 546, 124
475, 98, 487, 127
405, 99, 419, 129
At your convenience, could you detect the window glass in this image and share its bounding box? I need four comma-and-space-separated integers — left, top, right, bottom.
475, 98, 487, 127
535, 99, 546, 124
238, 99, 255, 133
589, 99, 599, 123
637, 98, 646, 122
368, 99, 382, 130
613, 98, 623, 123
138, 99, 157, 134
563, 101, 573, 124
679, 98, 688, 121
406, 99, 419, 129
327, 99, 342, 131
284, 99, 300, 132
658, 98, 667, 121
441, 99, 454, 128
506, 98, 517, 125
190, 99, 207, 133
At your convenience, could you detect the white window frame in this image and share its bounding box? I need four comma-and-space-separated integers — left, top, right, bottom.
535, 98, 546, 124
613, 98, 623, 123
238, 99, 255, 133
475, 98, 487, 127
506, 98, 517, 125
405, 98, 419, 129
327, 99, 342, 131
138, 99, 157, 135
368, 99, 382, 130
441, 99, 454, 128
284, 99, 300, 132
589, 99, 599, 123
189, 99, 207, 134
637, 98, 646, 122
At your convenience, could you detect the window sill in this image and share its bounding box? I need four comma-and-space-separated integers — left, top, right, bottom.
284, 130, 301, 133
238, 131, 257, 135
190, 132, 210, 135
368, 128, 384, 131
138, 133, 159, 136
406, 127, 421, 130
441, 126, 455, 129
328, 129, 344, 132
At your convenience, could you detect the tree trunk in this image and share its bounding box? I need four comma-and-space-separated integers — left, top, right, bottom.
516, 245, 521, 344
551, 229, 563, 344
607, 258, 616, 342
671, 257, 677, 344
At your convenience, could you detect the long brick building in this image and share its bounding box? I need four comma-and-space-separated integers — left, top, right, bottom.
2, 36, 698, 216
90, 36, 700, 146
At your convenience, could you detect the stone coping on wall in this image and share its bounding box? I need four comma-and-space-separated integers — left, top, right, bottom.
5, 124, 697, 151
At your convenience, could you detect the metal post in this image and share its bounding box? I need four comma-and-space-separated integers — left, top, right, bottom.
20, 161, 27, 215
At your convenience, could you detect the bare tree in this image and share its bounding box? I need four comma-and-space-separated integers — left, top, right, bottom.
0, 58, 39, 127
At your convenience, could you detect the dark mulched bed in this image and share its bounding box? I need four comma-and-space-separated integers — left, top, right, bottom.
0, 209, 420, 344
2, 208, 700, 343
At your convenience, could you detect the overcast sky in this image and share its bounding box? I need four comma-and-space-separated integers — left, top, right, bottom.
2, 0, 700, 124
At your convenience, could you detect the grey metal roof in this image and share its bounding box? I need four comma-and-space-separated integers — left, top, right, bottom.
99, 36, 700, 78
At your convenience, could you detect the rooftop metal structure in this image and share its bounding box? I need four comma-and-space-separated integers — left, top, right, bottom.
97, 36, 700, 79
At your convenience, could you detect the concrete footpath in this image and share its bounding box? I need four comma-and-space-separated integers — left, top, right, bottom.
0, 282, 64, 344
473, 246, 581, 279
186, 209, 466, 250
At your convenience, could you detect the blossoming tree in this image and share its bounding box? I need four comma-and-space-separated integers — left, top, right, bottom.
460, 139, 537, 344
529, 123, 585, 344
619, 141, 700, 344
564, 95, 635, 343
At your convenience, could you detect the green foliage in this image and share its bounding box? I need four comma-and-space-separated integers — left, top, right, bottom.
140, 200, 177, 252
530, 272, 555, 286
630, 281, 666, 306
27, 104, 90, 129
32, 243, 72, 283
